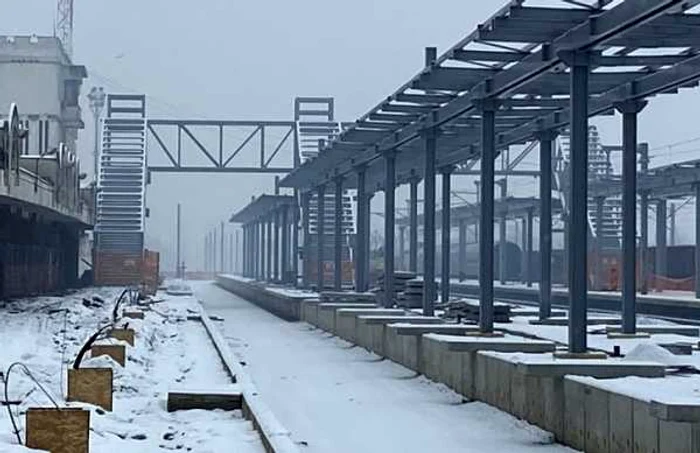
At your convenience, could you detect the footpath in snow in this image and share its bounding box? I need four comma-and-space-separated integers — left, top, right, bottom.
196, 282, 576, 453
0, 287, 264, 453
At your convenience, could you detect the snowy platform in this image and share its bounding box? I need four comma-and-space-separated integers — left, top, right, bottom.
216, 275, 315, 321
604, 324, 700, 337
334, 308, 406, 342
384, 324, 482, 369
197, 282, 580, 453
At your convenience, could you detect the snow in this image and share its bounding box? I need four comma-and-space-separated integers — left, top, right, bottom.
568, 374, 700, 405
0, 288, 264, 452
264, 287, 317, 299
197, 282, 577, 453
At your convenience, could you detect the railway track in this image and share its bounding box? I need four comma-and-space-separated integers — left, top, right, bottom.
450, 282, 700, 326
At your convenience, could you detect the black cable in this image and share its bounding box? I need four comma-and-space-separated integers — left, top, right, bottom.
4, 362, 60, 445
72, 324, 114, 370
111, 288, 129, 323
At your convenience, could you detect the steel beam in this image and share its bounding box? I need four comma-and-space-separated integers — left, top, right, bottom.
384, 153, 397, 307
566, 52, 590, 354
479, 101, 498, 333
617, 99, 647, 334
409, 177, 419, 273
441, 167, 453, 303
423, 128, 437, 316
334, 177, 344, 291
317, 185, 326, 291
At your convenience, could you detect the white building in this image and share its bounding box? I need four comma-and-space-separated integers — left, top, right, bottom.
0, 35, 87, 155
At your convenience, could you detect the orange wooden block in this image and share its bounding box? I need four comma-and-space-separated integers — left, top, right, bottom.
26, 408, 90, 453
67, 368, 113, 411
90, 344, 126, 366
109, 328, 135, 346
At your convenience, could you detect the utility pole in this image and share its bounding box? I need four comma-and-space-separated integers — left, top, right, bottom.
176, 203, 181, 278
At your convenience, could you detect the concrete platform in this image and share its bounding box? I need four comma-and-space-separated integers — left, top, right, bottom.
482, 351, 666, 442
529, 316, 622, 326
605, 325, 700, 337
421, 334, 557, 401
354, 316, 443, 355
316, 303, 377, 332
511, 308, 567, 318
384, 324, 482, 370
319, 291, 376, 304
565, 375, 700, 453
335, 308, 405, 343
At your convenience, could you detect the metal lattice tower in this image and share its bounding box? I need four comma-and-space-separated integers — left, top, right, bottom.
56, 0, 74, 58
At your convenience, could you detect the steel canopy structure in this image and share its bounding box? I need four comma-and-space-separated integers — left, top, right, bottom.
271, 0, 700, 354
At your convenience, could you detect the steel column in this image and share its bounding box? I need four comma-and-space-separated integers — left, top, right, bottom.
478, 102, 497, 333
355, 167, 367, 291
334, 177, 344, 291
498, 181, 507, 285
398, 227, 406, 271
301, 193, 311, 288
266, 217, 272, 281
617, 100, 646, 334
220, 221, 225, 275
458, 219, 467, 281
696, 184, 700, 299
656, 199, 667, 290
317, 185, 326, 291
281, 206, 289, 283
364, 194, 372, 286
423, 129, 437, 316
274, 209, 280, 281
566, 53, 590, 353
176, 204, 181, 278
292, 191, 300, 287
409, 177, 419, 273
260, 219, 266, 281
441, 167, 452, 303
526, 209, 534, 288
384, 152, 396, 308
595, 196, 605, 290
640, 192, 649, 295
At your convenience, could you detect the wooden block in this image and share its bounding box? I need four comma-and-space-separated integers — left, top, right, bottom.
26, 408, 90, 453
109, 328, 135, 346
91, 344, 126, 366
67, 368, 113, 411
167, 389, 242, 412
122, 310, 145, 320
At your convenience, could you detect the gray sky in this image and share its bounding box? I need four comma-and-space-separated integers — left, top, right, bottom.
3, 1, 700, 270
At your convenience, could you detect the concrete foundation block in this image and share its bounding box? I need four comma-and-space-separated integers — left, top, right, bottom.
563, 378, 586, 451
300, 299, 321, 325
609, 392, 634, 453
335, 309, 404, 343
402, 334, 420, 372
585, 384, 611, 453
659, 420, 696, 453
605, 325, 700, 337
634, 398, 660, 453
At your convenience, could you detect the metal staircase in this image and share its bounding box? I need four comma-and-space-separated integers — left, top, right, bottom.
557, 126, 622, 250
294, 97, 343, 163
95, 94, 147, 254
294, 97, 355, 286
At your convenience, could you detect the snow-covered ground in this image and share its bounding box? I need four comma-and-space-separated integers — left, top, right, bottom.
196, 282, 577, 453
0, 288, 264, 452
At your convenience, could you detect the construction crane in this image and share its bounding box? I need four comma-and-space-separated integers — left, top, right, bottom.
56, 0, 74, 58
